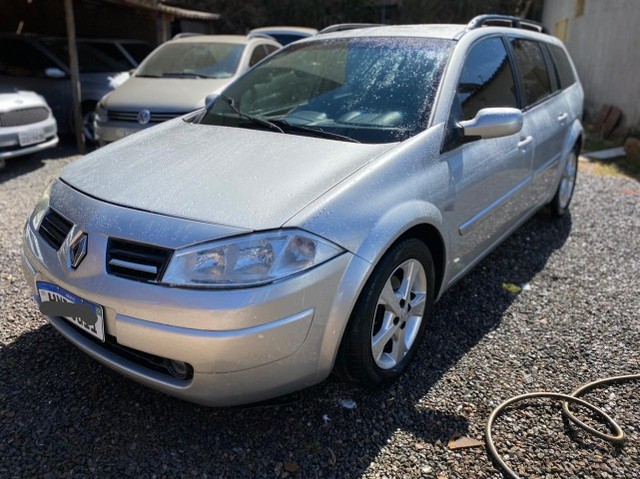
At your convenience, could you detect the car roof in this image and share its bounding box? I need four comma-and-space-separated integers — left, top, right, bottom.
313, 24, 467, 41
306, 23, 558, 44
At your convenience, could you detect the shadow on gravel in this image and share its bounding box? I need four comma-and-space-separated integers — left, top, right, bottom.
0, 212, 572, 478
0, 141, 78, 185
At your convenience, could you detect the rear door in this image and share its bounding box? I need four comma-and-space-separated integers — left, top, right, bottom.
508, 37, 570, 206
442, 36, 533, 277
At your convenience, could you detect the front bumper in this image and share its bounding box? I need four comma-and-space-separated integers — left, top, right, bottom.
94, 118, 149, 144
0, 117, 58, 160
21, 181, 371, 406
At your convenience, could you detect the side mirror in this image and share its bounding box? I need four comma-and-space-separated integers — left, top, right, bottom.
45, 67, 66, 79
460, 107, 523, 140
129, 68, 136, 75
204, 93, 219, 108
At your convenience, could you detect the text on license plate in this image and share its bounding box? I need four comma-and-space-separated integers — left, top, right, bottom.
37, 281, 105, 341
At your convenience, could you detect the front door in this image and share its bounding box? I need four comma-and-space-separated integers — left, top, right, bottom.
442, 36, 533, 279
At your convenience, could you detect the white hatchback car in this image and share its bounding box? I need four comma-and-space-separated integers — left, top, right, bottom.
24, 16, 583, 406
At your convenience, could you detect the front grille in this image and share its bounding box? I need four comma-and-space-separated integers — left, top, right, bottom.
0, 107, 50, 127
106, 238, 172, 283
38, 209, 73, 250
107, 110, 186, 123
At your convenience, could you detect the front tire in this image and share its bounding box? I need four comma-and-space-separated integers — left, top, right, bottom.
336, 239, 435, 389
82, 103, 97, 144
549, 149, 578, 217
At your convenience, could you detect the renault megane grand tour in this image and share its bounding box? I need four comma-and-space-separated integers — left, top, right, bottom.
23, 16, 583, 406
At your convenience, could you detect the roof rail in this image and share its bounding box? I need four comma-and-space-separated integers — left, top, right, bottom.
246, 32, 278, 41
318, 23, 384, 35
466, 14, 548, 34
172, 32, 203, 40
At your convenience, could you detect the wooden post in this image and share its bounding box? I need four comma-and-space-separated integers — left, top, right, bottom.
63, 0, 85, 154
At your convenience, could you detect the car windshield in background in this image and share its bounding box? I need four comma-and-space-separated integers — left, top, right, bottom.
41, 39, 130, 73
199, 37, 453, 143
136, 42, 244, 79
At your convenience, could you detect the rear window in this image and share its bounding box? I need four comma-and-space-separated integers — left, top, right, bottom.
547, 44, 576, 89
510, 38, 552, 107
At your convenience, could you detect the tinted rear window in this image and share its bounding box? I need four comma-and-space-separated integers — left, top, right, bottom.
510, 38, 552, 107
547, 44, 576, 89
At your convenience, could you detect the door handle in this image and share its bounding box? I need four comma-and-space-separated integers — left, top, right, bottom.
518, 136, 533, 149
557, 112, 568, 123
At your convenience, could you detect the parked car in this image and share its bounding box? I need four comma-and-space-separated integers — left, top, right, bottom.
0, 88, 58, 163
0, 35, 151, 142
248, 26, 318, 45
23, 16, 583, 406
94, 35, 281, 145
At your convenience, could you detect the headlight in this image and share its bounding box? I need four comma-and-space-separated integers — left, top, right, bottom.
30, 181, 53, 230
162, 230, 344, 288
95, 101, 108, 122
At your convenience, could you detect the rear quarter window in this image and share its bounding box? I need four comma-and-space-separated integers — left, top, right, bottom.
510, 38, 552, 107
547, 43, 576, 89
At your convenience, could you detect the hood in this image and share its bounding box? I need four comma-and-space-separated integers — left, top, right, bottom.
103, 76, 234, 112
0, 90, 49, 112
60, 120, 393, 230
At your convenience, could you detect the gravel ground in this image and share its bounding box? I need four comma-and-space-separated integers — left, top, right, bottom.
1, 146, 638, 479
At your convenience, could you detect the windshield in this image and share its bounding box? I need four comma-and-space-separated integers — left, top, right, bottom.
199, 37, 453, 143
41, 40, 130, 73
136, 42, 245, 79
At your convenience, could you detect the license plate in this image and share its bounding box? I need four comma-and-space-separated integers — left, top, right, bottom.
37, 281, 105, 341
18, 129, 46, 147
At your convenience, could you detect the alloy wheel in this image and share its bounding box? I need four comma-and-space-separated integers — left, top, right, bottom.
370, 259, 427, 370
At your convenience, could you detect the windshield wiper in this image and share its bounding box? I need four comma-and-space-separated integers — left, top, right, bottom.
217, 95, 284, 133
161, 72, 209, 78
135, 74, 161, 78
273, 119, 360, 143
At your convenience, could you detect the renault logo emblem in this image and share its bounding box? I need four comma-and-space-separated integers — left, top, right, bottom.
68, 232, 88, 269
137, 109, 151, 125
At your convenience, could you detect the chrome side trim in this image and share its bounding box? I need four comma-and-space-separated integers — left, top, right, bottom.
459, 175, 532, 236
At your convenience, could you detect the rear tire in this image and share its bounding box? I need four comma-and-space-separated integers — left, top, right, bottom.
336, 239, 435, 389
549, 149, 578, 217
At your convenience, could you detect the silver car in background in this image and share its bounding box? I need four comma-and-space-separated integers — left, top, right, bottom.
0, 88, 58, 165
94, 35, 281, 144
23, 16, 583, 406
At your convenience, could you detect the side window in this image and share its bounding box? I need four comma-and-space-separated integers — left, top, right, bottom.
456, 37, 518, 121
248, 45, 268, 67
264, 44, 279, 55
547, 44, 576, 89
510, 38, 552, 106
0, 39, 57, 77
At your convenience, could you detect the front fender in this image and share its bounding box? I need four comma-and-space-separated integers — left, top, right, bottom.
352, 199, 444, 264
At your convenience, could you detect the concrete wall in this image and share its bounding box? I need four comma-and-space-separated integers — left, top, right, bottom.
542, 0, 640, 127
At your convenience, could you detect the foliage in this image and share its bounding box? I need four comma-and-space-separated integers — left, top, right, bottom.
169, 0, 542, 33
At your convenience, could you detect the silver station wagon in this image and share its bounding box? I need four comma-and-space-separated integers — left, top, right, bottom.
22, 15, 583, 406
